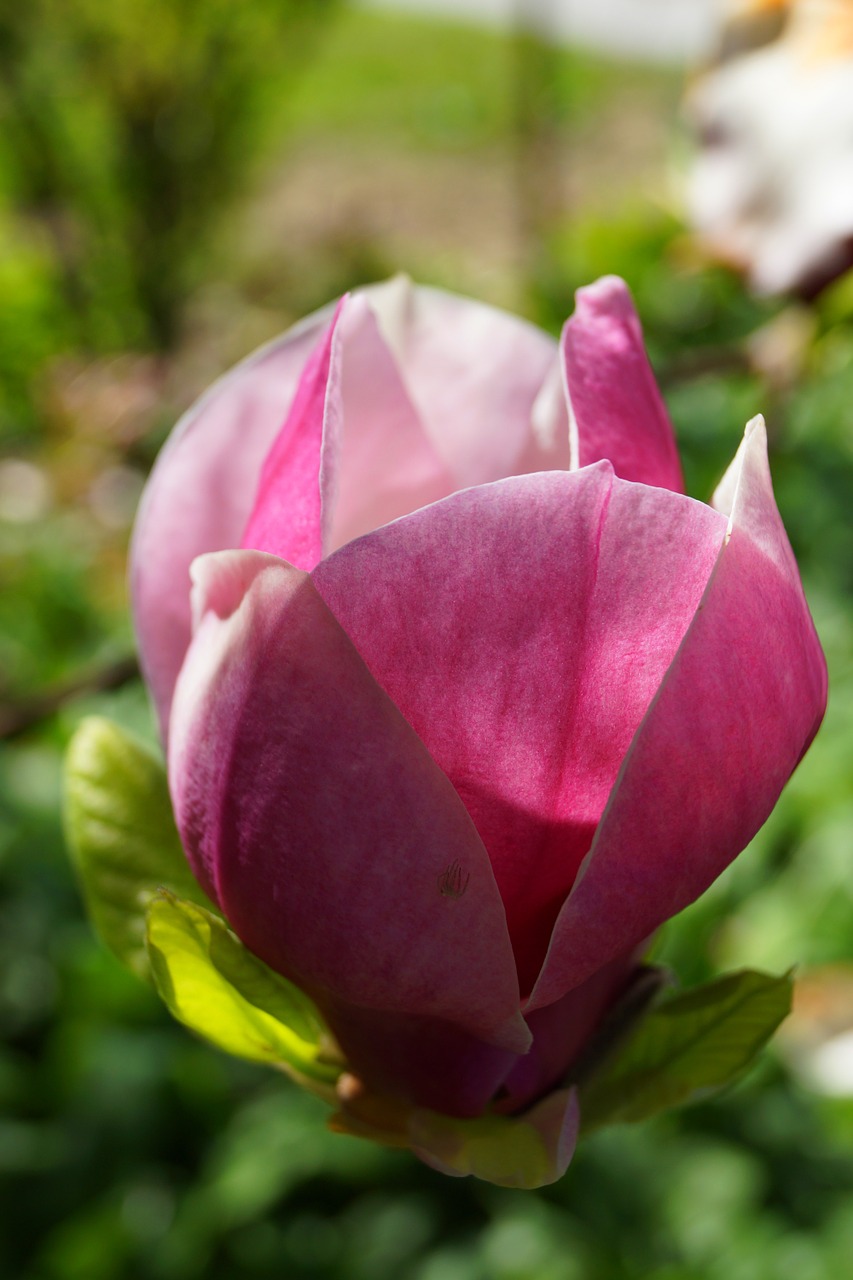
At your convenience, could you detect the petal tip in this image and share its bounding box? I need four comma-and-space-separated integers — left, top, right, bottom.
574, 275, 634, 321
188, 549, 282, 632
744, 412, 767, 441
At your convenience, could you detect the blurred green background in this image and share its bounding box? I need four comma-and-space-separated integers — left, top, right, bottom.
2, 3, 853, 1277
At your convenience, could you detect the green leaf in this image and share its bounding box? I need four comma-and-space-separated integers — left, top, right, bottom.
406, 1088, 579, 1189
331, 1084, 579, 1189
64, 715, 215, 981
579, 969, 793, 1132
146, 893, 340, 1087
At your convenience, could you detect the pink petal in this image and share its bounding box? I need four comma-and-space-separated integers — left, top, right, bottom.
499, 949, 637, 1109
132, 280, 566, 741
241, 291, 457, 564
563, 276, 684, 491
319, 1001, 519, 1117
168, 550, 529, 1088
528, 418, 827, 1012
325, 292, 458, 549
240, 301, 342, 569
131, 309, 332, 737
365, 276, 569, 486
312, 467, 726, 997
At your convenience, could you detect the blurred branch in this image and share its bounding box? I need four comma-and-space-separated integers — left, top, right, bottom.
657, 342, 752, 387
0, 655, 139, 741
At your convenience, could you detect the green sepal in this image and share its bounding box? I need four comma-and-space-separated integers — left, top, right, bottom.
579, 968, 793, 1132
146, 892, 341, 1089
407, 1087, 578, 1189
64, 716, 216, 981
331, 1085, 579, 1190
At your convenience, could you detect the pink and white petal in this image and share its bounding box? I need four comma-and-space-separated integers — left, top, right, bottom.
241, 291, 457, 561
131, 308, 332, 737
169, 550, 529, 1064
408, 1086, 580, 1188
366, 276, 567, 486
528, 418, 827, 1012
563, 276, 684, 491
313, 468, 726, 997
327, 291, 458, 548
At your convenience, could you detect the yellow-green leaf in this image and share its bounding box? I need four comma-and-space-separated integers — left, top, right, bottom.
64, 716, 214, 980
146, 893, 340, 1086
580, 968, 793, 1131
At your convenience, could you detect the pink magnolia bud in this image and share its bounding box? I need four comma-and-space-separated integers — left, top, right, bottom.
131, 276, 826, 1175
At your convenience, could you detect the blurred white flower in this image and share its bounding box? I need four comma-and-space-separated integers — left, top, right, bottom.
0, 459, 52, 523
685, 0, 853, 295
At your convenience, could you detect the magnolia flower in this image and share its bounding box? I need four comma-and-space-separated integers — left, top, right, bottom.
131, 276, 825, 1181
685, 0, 853, 294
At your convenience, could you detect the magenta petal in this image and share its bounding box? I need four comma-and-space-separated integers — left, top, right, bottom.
321, 1001, 519, 1117
499, 949, 637, 1110
313, 467, 726, 996
168, 550, 529, 1065
240, 300, 343, 567
563, 276, 684, 491
131, 310, 331, 737
528, 418, 827, 1012
242, 290, 457, 562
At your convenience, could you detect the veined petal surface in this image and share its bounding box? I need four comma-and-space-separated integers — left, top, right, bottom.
169, 550, 529, 1080
313, 467, 726, 995
529, 418, 827, 1011
365, 276, 567, 486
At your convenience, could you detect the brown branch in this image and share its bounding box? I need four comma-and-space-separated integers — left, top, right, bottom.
657, 343, 753, 388
0, 654, 140, 741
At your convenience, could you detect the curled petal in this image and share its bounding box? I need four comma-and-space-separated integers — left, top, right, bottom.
563, 276, 684, 492
313, 467, 726, 996
529, 417, 827, 1012
169, 550, 529, 1100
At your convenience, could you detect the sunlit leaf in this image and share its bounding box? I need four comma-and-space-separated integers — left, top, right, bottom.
580, 969, 793, 1131
64, 715, 214, 980
146, 892, 341, 1087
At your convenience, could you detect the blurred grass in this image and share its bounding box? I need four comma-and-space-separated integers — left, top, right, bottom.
2, 4, 853, 1279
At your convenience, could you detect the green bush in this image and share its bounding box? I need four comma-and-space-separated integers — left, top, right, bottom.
0, 0, 337, 353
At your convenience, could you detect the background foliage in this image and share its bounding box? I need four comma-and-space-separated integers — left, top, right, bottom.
2, 4, 853, 1277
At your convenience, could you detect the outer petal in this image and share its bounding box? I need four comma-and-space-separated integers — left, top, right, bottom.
528, 418, 827, 1012
131, 308, 331, 737
562, 276, 684, 492
168, 550, 530, 1105
313, 467, 726, 996
365, 275, 569, 486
